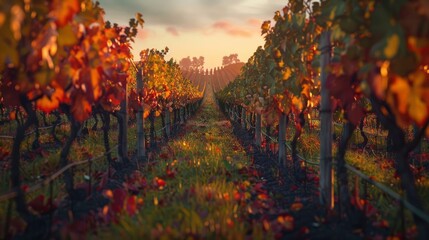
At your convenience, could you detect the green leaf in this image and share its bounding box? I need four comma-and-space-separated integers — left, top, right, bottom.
370, 27, 405, 60
293, 13, 305, 29
370, 3, 392, 38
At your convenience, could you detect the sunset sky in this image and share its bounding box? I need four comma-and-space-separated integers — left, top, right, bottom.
98, 0, 286, 69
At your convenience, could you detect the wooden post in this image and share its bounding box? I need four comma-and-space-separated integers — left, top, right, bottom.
319, 31, 334, 209
165, 109, 171, 138
278, 113, 287, 166
413, 125, 421, 155
118, 78, 128, 162
136, 68, 146, 161
255, 113, 262, 147
180, 107, 184, 124
241, 107, 246, 129
232, 105, 236, 122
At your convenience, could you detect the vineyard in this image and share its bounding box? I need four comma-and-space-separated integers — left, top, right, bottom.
1, 0, 429, 239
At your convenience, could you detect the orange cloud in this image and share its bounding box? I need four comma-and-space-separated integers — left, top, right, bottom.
137, 29, 152, 40
247, 18, 261, 27
166, 26, 180, 36
211, 20, 252, 37
213, 21, 231, 29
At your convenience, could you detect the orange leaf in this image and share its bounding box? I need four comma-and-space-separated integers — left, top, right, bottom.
9, 111, 16, 121
91, 68, 102, 100
263, 219, 270, 231
36, 84, 64, 113
103, 189, 113, 199
71, 93, 92, 122
49, 0, 80, 27
278, 215, 294, 231
143, 108, 150, 119
290, 202, 304, 211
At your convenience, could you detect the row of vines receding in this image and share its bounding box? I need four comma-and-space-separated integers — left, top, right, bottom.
0, 1, 203, 238
216, 0, 429, 239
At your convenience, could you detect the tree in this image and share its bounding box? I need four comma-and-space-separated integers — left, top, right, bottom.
222, 54, 241, 66
179, 56, 204, 71
179, 57, 192, 71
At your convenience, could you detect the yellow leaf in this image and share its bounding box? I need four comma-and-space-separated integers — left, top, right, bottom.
261, 20, 271, 34
331, 24, 345, 41
409, 94, 427, 125
329, 7, 337, 20
384, 34, 400, 59
388, 76, 410, 115
301, 84, 310, 98
283, 68, 292, 81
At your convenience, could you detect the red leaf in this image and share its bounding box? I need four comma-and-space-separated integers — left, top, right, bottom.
70, 92, 92, 122
21, 185, 29, 193
346, 102, 365, 126
8, 217, 27, 236
258, 193, 269, 200
28, 195, 49, 214
153, 177, 166, 190
126, 195, 137, 216
111, 188, 127, 213
290, 185, 299, 192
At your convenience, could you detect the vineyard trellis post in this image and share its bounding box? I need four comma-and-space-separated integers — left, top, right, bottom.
165, 109, 171, 138
241, 107, 246, 129
278, 113, 287, 166
136, 68, 146, 161
117, 76, 129, 163
319, 31, 334, 209
255, 113, 262, 147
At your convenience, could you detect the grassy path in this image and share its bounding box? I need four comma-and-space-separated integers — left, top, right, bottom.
90, 85, 363, 239
95, 87, 273, 239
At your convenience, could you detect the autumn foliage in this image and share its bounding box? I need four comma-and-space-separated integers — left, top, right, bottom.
0, 0, 144, 122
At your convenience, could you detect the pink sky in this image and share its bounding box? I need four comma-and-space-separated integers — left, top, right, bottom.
99, 0, 286, 69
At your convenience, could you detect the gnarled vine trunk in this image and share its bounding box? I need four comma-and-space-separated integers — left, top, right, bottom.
371, 96, 429, 240
10, 98, 38, 224
336, 121, 356, 219
59, 113, 81, 200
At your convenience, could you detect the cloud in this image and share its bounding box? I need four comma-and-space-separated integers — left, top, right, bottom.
136, 28, 153, 40
246, 18, 261, 27
211, 20, 252, 37
212, 21, 230, 29
227, 29, 252, 37
166, 27, 179, 36
98, 0, 285, 30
